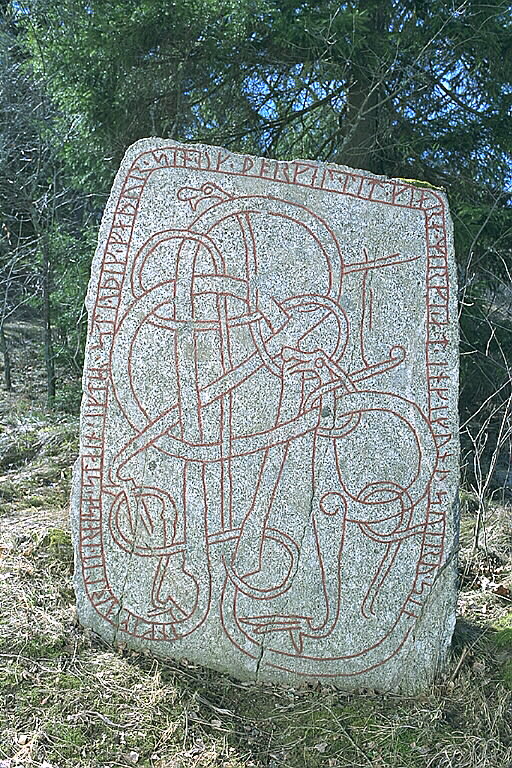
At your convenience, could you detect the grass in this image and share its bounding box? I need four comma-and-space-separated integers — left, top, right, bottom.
1, 535, 511, 768
0, 318, 511, 767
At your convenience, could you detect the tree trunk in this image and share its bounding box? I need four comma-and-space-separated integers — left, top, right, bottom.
337, 1, 387, 174
338, 79, 381, 172
42, 236, 56, 406
0, 322, 12, 391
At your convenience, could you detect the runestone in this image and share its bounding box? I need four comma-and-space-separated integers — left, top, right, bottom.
71, 140, 459, 692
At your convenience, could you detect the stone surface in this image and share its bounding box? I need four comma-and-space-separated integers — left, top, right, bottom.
70, 139, 459, 693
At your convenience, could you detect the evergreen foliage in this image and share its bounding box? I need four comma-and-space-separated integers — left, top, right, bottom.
0, 0, 510, 490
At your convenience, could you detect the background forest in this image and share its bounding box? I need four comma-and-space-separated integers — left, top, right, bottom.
0, 2, 511, 767
1, 0, 511, 502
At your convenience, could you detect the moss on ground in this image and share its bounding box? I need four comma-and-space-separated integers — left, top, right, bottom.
491, 613, 512, 691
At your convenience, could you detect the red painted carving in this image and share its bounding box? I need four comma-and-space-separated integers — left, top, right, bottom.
79, 148, 453, 675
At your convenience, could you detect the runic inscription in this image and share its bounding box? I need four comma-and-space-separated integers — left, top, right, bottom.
71, 140, 459, 692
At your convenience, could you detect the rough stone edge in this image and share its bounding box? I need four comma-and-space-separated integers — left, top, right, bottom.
397, 196, 460, 694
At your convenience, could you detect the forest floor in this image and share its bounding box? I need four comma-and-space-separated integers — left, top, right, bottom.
0, 318, 511, 768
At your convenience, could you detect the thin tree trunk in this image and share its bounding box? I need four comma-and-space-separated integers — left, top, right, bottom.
0, 322, 12, 391
42, 236, 56, 406
337, 0, 386, 174
338, 81, 381, 172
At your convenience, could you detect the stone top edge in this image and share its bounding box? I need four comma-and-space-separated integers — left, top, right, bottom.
118, 137, 448, 198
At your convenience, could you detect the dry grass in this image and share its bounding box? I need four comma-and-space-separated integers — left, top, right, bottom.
0, 318, 511, 768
